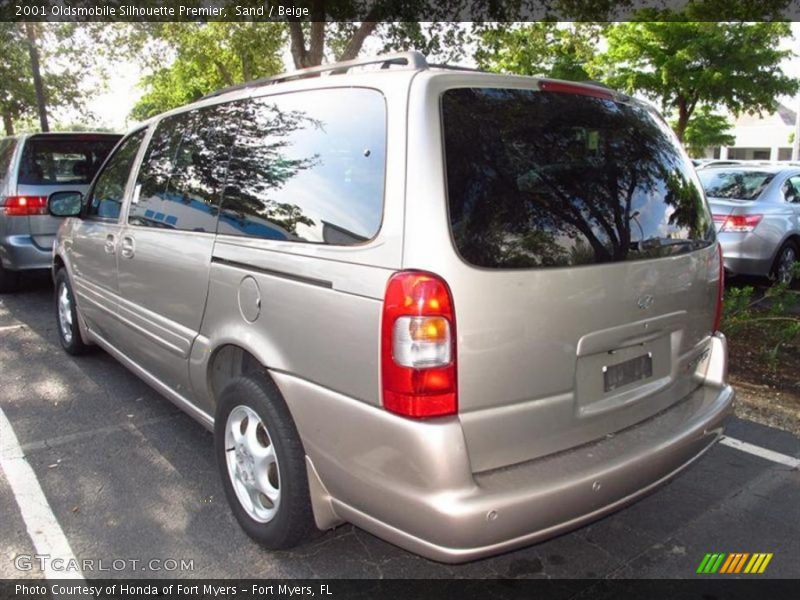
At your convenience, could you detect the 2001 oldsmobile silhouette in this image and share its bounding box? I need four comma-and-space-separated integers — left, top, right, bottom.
47, 52, 733, 563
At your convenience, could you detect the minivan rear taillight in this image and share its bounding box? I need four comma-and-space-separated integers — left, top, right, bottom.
381, 271, 457, 418
713, 243, 725, 332
2, 196, 48, 216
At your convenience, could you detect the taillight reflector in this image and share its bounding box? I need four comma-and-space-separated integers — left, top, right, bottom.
3, 196, 48, 216
381, 271, 457, 419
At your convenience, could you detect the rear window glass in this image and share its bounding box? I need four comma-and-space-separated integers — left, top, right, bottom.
441, 88, 714, 269
18, 136, 119, 185
697, 170, 775, 201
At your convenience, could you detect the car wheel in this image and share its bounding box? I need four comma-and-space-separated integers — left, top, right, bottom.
0, 261, 19, 293
772, 241, 798, 286
215, 373, 316, 549
55, 269, 91, 355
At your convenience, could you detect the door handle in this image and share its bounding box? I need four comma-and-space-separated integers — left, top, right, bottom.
120, 236, 135, 259
104, 234, 116, 254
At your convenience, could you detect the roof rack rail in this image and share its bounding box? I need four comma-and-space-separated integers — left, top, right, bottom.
202, 51, 429, 100
428, 63, 482, 73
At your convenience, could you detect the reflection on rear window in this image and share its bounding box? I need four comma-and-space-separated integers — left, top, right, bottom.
18, 136, 119, 185
697, 170, 775, 201
441, 88, 713, 269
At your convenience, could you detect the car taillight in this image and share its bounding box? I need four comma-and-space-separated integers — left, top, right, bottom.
381, 271, 457, 419
2, 196, 48, 216
713, 243, 724, 333
538, 80, 614, 100
713, 214, 762, 233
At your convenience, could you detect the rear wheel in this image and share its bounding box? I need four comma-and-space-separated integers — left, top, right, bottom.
215, 374, 316, 549
0, 261, 19, 293
55, 269, 91, 355
772, 241, 798, 286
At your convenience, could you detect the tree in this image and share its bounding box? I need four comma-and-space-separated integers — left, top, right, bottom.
677, 105, 736, 157
130, 23, 285, 120
0, 23, 35, 135
474, 23, 606, 81
596, 21, 799, 141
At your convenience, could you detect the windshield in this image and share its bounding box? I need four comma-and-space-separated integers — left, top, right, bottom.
697, 170, 775, 201
441, 87, 714, 269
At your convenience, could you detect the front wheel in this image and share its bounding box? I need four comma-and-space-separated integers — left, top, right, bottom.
772, 241, 798, 286
54, 269, 91, 355
214, 374, 316, 549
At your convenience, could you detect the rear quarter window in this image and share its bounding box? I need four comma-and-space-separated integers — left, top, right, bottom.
219, 87, 386, 245
441, 87, 713, 269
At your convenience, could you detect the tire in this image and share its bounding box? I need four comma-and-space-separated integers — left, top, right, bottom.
215, 373, 316, 549
54, 269, 91, 355
0, 261, 19, 293
771, 240, 798, 286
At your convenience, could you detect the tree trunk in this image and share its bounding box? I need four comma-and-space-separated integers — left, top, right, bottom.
337, 22, 379, 62
23, 22, 48, 133
674, 98, 689, 143
2, 113, 13, 136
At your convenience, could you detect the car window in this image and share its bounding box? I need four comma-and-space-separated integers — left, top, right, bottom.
218, 88, 386, 245
18, 136, 119, 185
0, 138, 16, 181
130, 103, 241, 231
783, 176, 800, 203
441, 88, 712, 269
86, 130, 147, 220
697, 170, 775, 201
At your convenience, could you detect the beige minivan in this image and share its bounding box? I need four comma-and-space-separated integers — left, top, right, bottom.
49, 52, 733, 563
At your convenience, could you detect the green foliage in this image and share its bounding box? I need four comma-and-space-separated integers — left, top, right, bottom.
596, 21, 799, 141
676, 105, 736, 157
475, 23, 606, 81
723, 276, 800, 369
131, 23, 285, 120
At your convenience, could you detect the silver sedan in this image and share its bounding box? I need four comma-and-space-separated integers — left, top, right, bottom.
698, 166, 800, 284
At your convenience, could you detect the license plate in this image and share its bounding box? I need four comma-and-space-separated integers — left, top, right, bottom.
603, 353, 653, 392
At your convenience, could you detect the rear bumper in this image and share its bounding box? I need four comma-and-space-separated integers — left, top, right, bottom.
718, 232, 775, 277
274, 339, 734, 563
0, 234, 53, 271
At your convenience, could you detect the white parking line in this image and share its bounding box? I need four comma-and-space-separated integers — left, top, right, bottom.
721, 436, 800, 469
0, 406, 84, 581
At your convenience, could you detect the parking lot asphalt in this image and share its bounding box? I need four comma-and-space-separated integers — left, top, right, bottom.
0, 277, 798, 581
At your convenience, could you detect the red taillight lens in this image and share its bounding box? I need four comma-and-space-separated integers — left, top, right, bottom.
714, 214, 762, 233
381, 271, 457, 419
3, 196, 48, 216
713, 243, 725, 332
538, 80, 614, 100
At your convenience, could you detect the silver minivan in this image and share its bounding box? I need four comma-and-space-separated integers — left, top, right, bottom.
49, 52, 734, 563
0, 132, 120, 291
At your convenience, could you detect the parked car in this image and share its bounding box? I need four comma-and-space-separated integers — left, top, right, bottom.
698, 165, 800, 284
0, 132, 121, 291
695, 159, 745, 169
48, 52, 733, 563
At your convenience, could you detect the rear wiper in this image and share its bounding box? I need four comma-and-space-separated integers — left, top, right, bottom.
631, 237, 706, 252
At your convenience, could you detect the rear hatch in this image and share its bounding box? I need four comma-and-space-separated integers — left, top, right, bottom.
14, 134, 120, 249
431, 83, 720, 472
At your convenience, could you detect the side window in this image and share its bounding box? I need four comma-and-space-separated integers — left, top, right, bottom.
783, 176, 800, 203
0, 138, 16, 181
130, 103, 240, 232
219, 88, 386, 244
86, 130, 146, 220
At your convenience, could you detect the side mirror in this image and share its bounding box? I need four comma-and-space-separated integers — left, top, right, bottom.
48, 191, 83, 217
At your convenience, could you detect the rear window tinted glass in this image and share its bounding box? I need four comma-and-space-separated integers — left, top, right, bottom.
131, 102, 240, 232
0, 138, 16, 180
697, 170, 775, 201
219, 88, 386, 244
442, 88, 713, 269
18, 136, 118, 185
